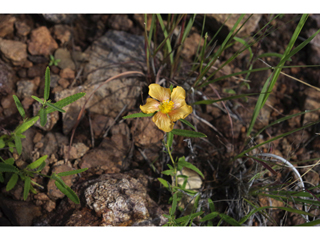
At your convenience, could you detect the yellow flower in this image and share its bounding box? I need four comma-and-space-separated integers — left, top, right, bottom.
140, 84, 193, 132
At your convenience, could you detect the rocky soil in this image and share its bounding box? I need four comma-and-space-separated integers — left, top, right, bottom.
0, 14, 320, 226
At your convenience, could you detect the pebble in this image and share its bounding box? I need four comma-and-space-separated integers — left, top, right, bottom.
54, 48, 75, 70
60, 67, 75, 79
28, 26, 58, 56
58, 78, 70, 88
0, 15, 16, 37
0, 39, 27, 66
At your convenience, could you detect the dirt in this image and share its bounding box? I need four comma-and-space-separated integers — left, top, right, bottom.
0, 14, 320, 226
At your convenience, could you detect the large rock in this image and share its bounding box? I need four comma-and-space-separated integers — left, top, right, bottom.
0, 39, 27, 66
28, 26, 58, 56
0, 15, 16, 37
55, 30, 144, 134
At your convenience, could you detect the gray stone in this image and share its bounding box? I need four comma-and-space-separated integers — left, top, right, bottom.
54, 48, 76, 70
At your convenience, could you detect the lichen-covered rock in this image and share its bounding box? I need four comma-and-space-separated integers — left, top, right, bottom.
82, 172, 167, 226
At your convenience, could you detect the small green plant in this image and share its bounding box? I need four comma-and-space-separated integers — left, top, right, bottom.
48, 55, 61, 66
0, 67, 86, 204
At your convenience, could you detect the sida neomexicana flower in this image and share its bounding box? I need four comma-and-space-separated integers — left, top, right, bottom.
140, 84, 192, 132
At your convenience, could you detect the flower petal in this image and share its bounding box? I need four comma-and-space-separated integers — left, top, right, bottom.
152, 112, 174, 132
168, 104, 193, 122
149, 84, 171, 102
140, 98, 160, 114
171, 86, 187, 109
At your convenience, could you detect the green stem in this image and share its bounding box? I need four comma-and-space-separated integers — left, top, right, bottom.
164, 139, 178, 190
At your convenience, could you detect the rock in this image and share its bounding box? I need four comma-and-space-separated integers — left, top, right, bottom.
33, 102, 59, 131
47, 164, 74, 200
83, 172, 166, 226
53, 24, 72, 45
65, 208, 101, 226
20, 128, 37, 162
50, 74, 60, 88
43, 14, 77, 24
34, 193, 50, 201
208, 14, 262, 36
54, 48, 75, 70
16, 80, 35, 98
39, 132, 58, 156
108, 14, 133, 31
27, 64, 47, 78
21, 96, 34, 110
181, 32, 204, 60
0, 60, 15, 95
61, 142, 89, 160
44, 200, 56, 213
58, 78, 70, 88
15, 20, 31, 37
79, 140, 124, 172
0, 196, 41, 226
28, 26, 58, 56
306, 28, 320, 65
91, 114, 113, 137
60, 67, 75, 79
0, 15, 16, 37
1, 94, 15, 109
133, 14, 153, 31
131, 117, 163, 148
0, 39, 27, 66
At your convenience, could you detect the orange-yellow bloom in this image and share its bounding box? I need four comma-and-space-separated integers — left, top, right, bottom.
140, 84, 193, 132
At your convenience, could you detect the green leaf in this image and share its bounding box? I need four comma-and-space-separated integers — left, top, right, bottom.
7, 141, 15, 153
23, 176, 31, 200
0, 173, 4, 183
167, 131, 173, 148
6, 173, 19, 191
158, 178, 169, 188
178, 157, 204, 178
14, 116, 39, 135
223, 88, 236, 94
171, 129, 206, 138
26, 155, 48, 170
162, 169, 175, 176
297, 219, 320, 226
37, 161, 46, 172
0, 163, 19, 173
208, 198, 215, 212
175, 211, 204, 224
200, 212, 219, 222
170, 85, 173, 92
46, 101, 66, 113
46, 92, 86, 114
179, 119, 196, 131
257, 52, 292, 61
4, 158, 14, 165
44, 66, 50, 100
123, 112, 155, 119
170, 192, 178, 216
13, 95, 25, 119
57, 168, 88, 177
54, 181, 80, 204
0, 138, 5, 149
39, 108, 47, 127
218, 213, 241, 226
14, 134, 22, 155
31, 95, 44, 104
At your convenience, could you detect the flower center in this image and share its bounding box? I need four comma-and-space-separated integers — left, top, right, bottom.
159, 100, 174, 114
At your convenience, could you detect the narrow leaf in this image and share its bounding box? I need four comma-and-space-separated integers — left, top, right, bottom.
171, 129, 206, 138
14, 135, 22, 155
13, 95, 25, 119
39, 108, 47, 126
0, 173, 4, 183
57, 168, 88, 177
200, 212, 219, 222
23, 176, 31, 200
219, 213, 241, 226
158, 178, 169, 188
162, 169, 175, 176
46, 101, 66, 113
6, 173, 19, 191
167, 131, 173, 148
179, 119, 196, 130
170, 192, 178, 216
27, 155, 48, 170
0, 163, 19, 173
54, 181, 80, 204
14, 116, 39, 135
297, 219, 320, 226
175, 211, 204, 224
46, 92, 86, 114
0, 138, 5, 149
178, 158, 204, 178
31, 95, 44, 104
123, 112, 155, 119
4, 158, 14, 165
44, 66, 50, 100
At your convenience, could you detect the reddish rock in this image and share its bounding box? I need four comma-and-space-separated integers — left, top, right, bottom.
15, 20, 31, 37
0, 60, 15, 95
60, 67, 75, 79
58, 78, 70, 88
108, 14, 133, 31
28, 26, 58, 56
21, 96, 35, 110
181, 32, 204, 60
0, 15, 16, 37
0, 39, 27, 66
